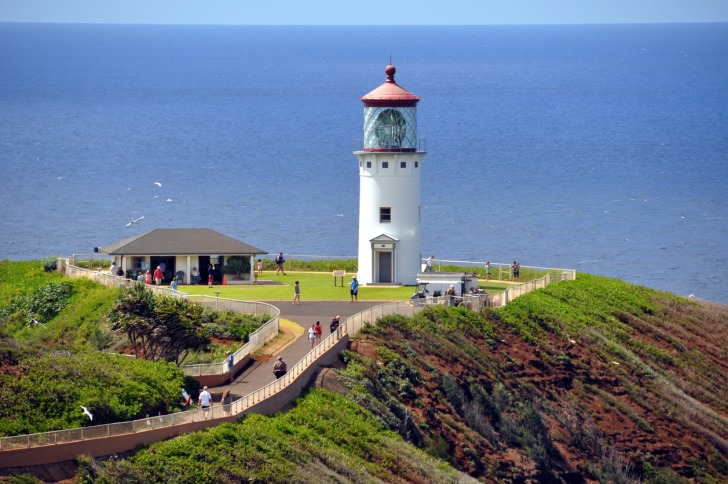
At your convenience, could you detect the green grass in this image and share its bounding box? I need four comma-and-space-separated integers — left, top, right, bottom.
182, 271, 511, 301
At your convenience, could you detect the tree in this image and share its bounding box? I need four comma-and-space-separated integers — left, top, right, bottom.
108, 285, 210, 364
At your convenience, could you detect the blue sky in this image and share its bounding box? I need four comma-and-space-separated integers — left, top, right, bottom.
2, 0, 728, 24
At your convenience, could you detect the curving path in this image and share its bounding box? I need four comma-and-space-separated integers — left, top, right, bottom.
207, 300, 382, 403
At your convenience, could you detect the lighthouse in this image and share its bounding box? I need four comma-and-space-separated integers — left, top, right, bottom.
354, 65, 426, 285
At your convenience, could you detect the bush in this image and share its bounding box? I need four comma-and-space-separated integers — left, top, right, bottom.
0, 349, 186, 436
40, 256, 58, 272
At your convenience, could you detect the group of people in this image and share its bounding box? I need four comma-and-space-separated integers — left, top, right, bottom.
109, 262, 125, 278
307, 315, 342, 349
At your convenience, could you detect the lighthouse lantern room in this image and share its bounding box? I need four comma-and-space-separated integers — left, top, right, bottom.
354, 65, 426, 285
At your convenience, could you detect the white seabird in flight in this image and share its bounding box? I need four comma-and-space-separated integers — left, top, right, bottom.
81, 406, 93, 421
126, 216, 144, 227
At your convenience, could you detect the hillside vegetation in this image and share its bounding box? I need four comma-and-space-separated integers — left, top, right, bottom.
335, 274, 728, 481
79, 273, 727, 482
0, 261, 263, 436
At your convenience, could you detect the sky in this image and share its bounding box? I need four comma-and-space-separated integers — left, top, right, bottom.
1, 0, 728, 25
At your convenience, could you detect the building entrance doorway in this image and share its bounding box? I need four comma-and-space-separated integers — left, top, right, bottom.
199, 256, 224, 285
150, 256, 175, 284
375, 251, 393, 283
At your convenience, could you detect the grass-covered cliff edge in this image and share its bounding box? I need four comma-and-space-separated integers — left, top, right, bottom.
1, 261, 726, 482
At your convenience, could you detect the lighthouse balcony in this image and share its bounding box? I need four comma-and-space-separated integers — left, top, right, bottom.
353, 138, 427, 153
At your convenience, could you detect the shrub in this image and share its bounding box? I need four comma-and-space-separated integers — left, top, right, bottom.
40, 256, 58, 272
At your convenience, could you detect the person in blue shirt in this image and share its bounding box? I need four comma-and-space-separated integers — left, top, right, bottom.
226, 350, 234, 383
350, 276, 359, 302
275, 252, 286, 275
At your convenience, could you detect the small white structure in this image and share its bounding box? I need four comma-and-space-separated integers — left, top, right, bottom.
415, 273, 480, 297
354, 65, 427, 285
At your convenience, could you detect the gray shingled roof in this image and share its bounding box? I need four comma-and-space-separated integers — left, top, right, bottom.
99, 229, 267, 256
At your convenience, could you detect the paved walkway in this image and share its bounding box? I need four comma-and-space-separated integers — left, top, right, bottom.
208, 300, 382, 401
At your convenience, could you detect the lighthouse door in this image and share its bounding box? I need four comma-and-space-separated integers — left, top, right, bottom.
375, 251, 393, 283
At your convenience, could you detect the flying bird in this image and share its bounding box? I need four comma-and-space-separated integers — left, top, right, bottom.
126, 216, 144, 227
154, 182, 162, 187
81, 406, 93, 421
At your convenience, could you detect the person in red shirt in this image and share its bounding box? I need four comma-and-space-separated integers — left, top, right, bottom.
153, 266, 163, 286
313, 321, 322, 344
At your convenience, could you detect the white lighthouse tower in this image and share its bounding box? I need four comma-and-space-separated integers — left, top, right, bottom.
354, 64, 426, 285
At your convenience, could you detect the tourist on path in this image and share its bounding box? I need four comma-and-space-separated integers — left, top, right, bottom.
485, 261, 491, 281
273, 356, 287, 379
154, 266, 163, 286
308, 325, 316, 349
330, 315, 340, 334
226, 350, 234, 383
314, 321, 322, 344
350, 276, 359, 302
425, 255, 435, 273
199, 386, 213, 420
257, 259, 263, 275
292, 281, 301, 304
275, 252, 286, 275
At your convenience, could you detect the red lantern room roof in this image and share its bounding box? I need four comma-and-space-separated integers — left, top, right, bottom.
361, 65, 420, 108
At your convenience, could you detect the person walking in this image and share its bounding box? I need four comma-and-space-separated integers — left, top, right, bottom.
330, 315, 341, 334
199, 386, 213, 420
273, 356, 287, 379
220, 388, 231, 416
350, 276, 359, 302
308, 325, 316, 349
313, 321, 322, 344
257, 259, 263, 276
226, 350, 234, 383
153, 266, 163, 286
275, 252, 286, 275
292, 281, 301, 304
425, 255, 435, 273
485, 261, 491, 281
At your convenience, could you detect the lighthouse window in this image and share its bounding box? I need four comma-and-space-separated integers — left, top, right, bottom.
380, 207, 391, 223
415, 161, 419, 168
382, 161, 389, 169
366, 161, 371, 168
400, 161, 406, 168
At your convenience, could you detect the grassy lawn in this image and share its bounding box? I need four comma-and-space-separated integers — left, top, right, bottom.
181, 271, 511, 301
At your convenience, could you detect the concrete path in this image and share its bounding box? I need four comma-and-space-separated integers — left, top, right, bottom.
208, 300, 382, 402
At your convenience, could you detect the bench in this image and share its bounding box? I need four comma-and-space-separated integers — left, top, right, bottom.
332, 270, 346, 286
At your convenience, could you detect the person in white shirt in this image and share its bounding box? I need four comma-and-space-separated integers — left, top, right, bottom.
199, 386, 213, 419
425, 255, 435, 273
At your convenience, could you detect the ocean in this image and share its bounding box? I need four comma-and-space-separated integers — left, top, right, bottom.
1, 23, 727, 303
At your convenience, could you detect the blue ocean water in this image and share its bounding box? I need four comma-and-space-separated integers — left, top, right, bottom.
1, 23, 727, 303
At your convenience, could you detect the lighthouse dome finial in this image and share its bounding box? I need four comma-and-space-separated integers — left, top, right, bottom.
385, 64, 396, 83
